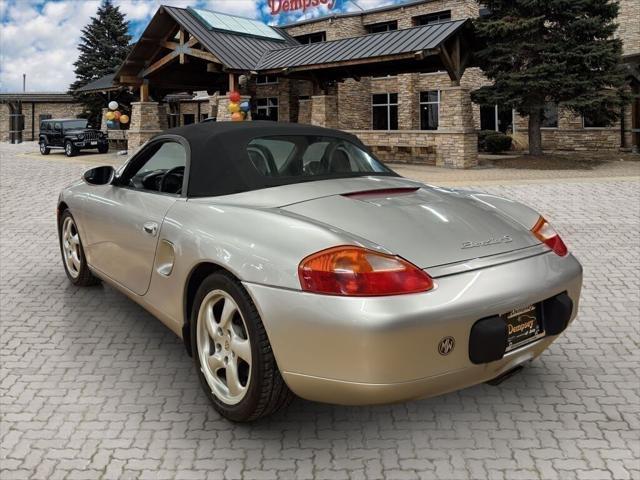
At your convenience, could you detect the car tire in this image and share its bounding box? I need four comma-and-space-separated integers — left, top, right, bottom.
191, 272, 293, 422
64, 140, 77, 157
58, 210, 100, 286
39, 139, 50, 155
98, 144, 109, 154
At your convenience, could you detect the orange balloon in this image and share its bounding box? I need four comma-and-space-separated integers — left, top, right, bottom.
231, 112, 244, 122
119, 114, 129, 124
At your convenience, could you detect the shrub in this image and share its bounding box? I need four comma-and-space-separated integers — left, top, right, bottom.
479, 131, 513, 154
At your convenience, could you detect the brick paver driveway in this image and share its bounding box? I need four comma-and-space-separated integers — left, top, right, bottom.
1, 145, 639, 480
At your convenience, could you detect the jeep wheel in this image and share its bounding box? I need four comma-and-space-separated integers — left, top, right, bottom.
64, 140, 77, 157
39, 140, 50, 155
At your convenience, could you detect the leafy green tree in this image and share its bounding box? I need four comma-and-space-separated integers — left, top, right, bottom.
472, 0, 629, 155
70, 0, 132, 124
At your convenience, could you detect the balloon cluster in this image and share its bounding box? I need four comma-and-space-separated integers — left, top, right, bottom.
227, 91, 250, 122
105, 101, 129, 129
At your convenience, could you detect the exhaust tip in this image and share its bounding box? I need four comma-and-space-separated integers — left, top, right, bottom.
486, 365, 524, 386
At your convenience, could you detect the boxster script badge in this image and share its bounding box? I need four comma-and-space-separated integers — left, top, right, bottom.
461, 235, 513, 249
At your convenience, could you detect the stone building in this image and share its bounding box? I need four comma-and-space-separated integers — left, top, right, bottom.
0, 93, 84, 143
3, 0, 639, 164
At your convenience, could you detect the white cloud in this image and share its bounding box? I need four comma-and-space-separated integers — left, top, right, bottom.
0, 0, 101, 92
0, 0, 405, 92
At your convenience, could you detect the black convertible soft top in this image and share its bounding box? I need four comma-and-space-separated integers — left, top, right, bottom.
158, 121, 397, 198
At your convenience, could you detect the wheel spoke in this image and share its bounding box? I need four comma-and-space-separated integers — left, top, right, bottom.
218, 298, 236, 329
207, 354, 224, 373
225, 358, 242, 396
204, 304, 218, 341
70, 234, 80, 246
71, 251, 81, 270
230, 337, 251, 364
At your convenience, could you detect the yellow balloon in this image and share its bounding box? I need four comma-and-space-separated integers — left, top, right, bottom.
228, 102, 240, 114
105, 111, 115, 120
231, 112, 244, 122
119, 114, 129, 124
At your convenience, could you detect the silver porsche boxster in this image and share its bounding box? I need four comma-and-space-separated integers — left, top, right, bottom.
57, 121, 582, 422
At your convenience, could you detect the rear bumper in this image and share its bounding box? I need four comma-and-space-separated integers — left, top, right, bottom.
244, 251, 583, 405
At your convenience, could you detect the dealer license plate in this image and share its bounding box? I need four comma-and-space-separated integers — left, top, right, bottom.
91, 141, 97, 145
504, 304, 544, 352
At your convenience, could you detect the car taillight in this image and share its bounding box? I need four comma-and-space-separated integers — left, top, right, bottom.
298, 246, 434, 296
531, 216, 568, 256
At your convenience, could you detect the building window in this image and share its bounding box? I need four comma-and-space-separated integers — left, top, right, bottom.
583, 111, 609, 128
542, 102, 558, 128
256, 74, 278, 85
414, 10, 452, 26
366, 21, 397, 33
294, 31, 326, 44
183, 114, 195, 125
372, 93, 398, 130
256, 97, 278, 121
480, 105, 513, 133
420, 90, 440, 130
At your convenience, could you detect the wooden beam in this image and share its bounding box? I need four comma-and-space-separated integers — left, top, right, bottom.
179, 29, 185, 64
119, 75, 143, 86
140, 81, 149, 102
184, 48, 220, 64
439, 45, 460, 84
141, 50, 179, 77
228, 73, 237, 93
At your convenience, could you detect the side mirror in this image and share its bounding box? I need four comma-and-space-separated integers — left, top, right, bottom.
83, 165, 115, 185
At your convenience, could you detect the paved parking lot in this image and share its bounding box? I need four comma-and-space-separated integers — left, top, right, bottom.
1, 144, 639, 479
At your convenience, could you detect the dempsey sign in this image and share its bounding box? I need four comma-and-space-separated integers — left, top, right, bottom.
268, 0, 338, 16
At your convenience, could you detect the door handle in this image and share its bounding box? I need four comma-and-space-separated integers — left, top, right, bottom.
143, 221, 158, 236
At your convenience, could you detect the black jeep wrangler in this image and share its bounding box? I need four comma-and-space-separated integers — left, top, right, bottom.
39, 119, 109, 157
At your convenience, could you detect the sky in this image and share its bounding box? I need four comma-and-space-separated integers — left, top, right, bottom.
0, 0, 408, 93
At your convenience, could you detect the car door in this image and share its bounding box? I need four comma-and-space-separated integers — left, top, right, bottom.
81, 138, 188, 295
52, 122, 63, 146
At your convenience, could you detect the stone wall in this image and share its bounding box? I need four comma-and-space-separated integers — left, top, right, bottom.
618, 0, 640, 57
284, 0, 479, 39
0, 102, 83, 142
298, 99, 311, 124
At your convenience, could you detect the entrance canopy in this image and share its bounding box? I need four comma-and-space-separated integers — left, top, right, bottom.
113, 5, 473, 93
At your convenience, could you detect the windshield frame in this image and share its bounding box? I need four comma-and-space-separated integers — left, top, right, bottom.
245, 134, 395, 180
62, 120, 89, 130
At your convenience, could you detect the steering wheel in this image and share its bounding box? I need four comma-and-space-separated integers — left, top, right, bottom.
159, 166, 185, 194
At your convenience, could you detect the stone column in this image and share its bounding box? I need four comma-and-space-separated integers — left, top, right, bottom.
216, 95, 252, 122
435, 87, 478, 168
100, 108, 109, 132
338, 77, 371, 130
127, 102, 168, 152
311, 95, 338, 128
398, 74, 419, 130
208, 93, 219, 119
297, 99, 311, 124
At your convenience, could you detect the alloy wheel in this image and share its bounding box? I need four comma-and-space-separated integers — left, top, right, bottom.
65, 143, 72, 156
61, 216, 81, 279
196, 290, 252, 405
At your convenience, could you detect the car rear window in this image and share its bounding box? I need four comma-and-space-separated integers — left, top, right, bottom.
246, 135, 391, 178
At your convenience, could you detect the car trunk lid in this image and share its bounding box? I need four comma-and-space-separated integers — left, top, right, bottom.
281, 185, 540, 269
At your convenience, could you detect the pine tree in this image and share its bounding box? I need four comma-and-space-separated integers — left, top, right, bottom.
70, 0, 132, 124
471, 0, 629, 155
